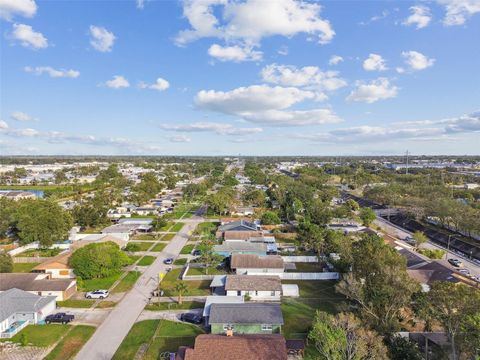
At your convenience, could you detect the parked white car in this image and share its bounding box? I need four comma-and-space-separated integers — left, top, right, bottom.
85, 289, 109, 299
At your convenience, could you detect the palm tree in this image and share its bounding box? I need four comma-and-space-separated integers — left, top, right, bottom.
174, 282, 188, 304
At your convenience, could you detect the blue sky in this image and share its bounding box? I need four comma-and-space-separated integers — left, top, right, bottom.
0, 0, 479, 156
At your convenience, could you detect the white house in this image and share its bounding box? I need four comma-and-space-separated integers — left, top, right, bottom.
0, 288, 56, 338
224, 275, 282, 301
230, 254, 284, 276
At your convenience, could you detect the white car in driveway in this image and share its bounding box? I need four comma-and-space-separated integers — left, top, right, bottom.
85, 289, 109, 299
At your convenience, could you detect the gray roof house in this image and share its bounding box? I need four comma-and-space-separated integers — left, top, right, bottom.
208, 303, 284, 335
218, 220, 258, 232
224, 275, 283, 300
0, 288, 56, 338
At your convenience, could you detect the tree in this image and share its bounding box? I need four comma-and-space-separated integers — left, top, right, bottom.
359, 207, 376, 227
152, 217, 168, 231
131, 172, 163, 204
423, 282, 480, 360
297, 222, 326, 257
0, 252, 13, 273
346, 199, 360, 211
387, 336, 423, 360
336, 235, 420, 334
0, 198, 16, 238
174, 282, 188, 304
15, 200, 73, 247
197, 238, 222, 275
69, 241, 131, 279
261, 211, 281, 225
412, 231, 428, 250
72, 193, 110, 229
308, 311, 388, 360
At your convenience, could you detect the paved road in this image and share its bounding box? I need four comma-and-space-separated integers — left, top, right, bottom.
375, 217, 480, 279
75, 217, 204, 360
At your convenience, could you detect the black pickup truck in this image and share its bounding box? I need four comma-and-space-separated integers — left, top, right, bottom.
45, 313, 75, 324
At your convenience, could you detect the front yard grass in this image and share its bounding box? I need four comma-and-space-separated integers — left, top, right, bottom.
57, 299, 95, 308
173, 258, 187, 266
138, 256, 156, 266
1, 324, 70, 347
15, 248, 62, 257
180, 244, 194, 254
187, 266, 226, 276
150, 243, 166, 252
171, 222, 185, 232
131, 234, 158, 241
12, 262, 40, 272
111, 271, 141, 293
125, 241, 153, 252
96, 301, 117, 309
112, 320, 159, 360
162, 233, 175, 241
44, 325, 96, 360
160, 268, 210, 296
80, 272, 123, 292
144, 301, 204, 311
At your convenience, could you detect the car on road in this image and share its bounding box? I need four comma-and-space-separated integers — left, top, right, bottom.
458, 269, 470, 275
164, 258, 174, 265
85, 289, 109, 299
192, 249, 201, 256
180, 313, 203, 324
45, 312, 74, 324
404, 236, 416, 245
448, 258, 463, 267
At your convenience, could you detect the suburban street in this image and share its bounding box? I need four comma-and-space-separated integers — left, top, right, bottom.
375, 217, 480, 279
75, 216, 204, 360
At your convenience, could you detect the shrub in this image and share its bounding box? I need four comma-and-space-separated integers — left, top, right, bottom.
125, 243, 141, 252
0, 252, 13, 273
418, 249, 445, 260
261, 211, 281, 225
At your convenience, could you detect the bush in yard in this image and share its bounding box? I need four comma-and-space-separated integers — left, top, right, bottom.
359, 207, 376, 226
261, 211, 281, 225
0, 252, 13, 273
69, 241, 131, 279
20, 333, 28, 346
151, 217, 168, 231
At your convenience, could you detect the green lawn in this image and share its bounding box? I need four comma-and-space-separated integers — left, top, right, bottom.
1, 324, 70, 347
132, 234, 158, 241
15, 248, 62, 257
112, 320, 159, 360
158, 222, 174, 231
143, 320, 204, 359
96, 301, 117, 308
150, 243, 167, 252
80, 272, 123, 292
281, 281, 347, 339
180, 244, 194, 254
12, 262, 40, 272
173, 258, 187, 266
288, 262, 323, 272
125, 241, 153, 251
160, 268, 210, 296
144, 301, 204, 311
112, 271, 141, 293
162, 233, 175, 241
187, 266, 225, 276
171, 222, 185, 232
196, 222, 218, 234
113, 319, 203, 360
57, 299, 95, 308
128, 255, 141, 263
44, 325, 96, 360
138, 256, 156, 266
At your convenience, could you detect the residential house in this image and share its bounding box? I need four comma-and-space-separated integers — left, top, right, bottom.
0, 191, 37, 201
231, 207, 254, 216
203, 296, 244, 325
216, 220, 260, 239
0, 273, 76, 301
230, 254, 284, 275
0, 288, 56, 338
213, 242, 268, 257
177, 334, 287, 360
31, 252, 74, 279
208, 303, 283, 335
223, 231, 264, 241
224, 275, 282, 301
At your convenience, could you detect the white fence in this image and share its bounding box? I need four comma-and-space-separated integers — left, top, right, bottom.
280, 272, 339, 280
181, 264, 216, 281
282, 256, 319, 262
8, 242, 70, 256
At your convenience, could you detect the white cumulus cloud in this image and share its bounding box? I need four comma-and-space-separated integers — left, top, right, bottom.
105, 75, 130, 89
139, 77, 170, 91
0, 120, 9, 129
329, 55, 343, 65
160, 122, 263, 136
208, 44, 262, 62
347, 78, 398, 103
363, 53, 387, 71
168, 135, 191, 143
437, 0, 480, 26
10, 111, 36, 122
24, 66, 80, 78
0, 0, 36, 20
11, 23, 47, 49
403, 5, 432, 29
402, 50, 435, 71
89, 25, 116, 52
